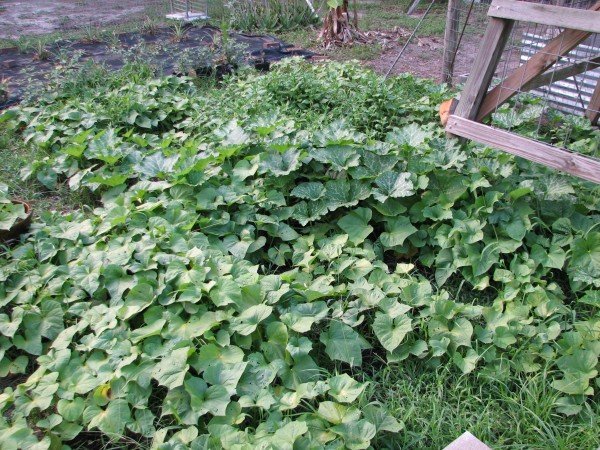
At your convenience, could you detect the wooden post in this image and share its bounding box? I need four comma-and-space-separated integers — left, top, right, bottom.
442, 0, 461, 85
586, 80, 600, 126
488, 0, 600, 33
476, 0, 600, 120
407, 0, 423, 16
453, 17, 514, 120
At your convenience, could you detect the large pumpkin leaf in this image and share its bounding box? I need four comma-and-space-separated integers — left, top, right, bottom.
320, 321, 371, 367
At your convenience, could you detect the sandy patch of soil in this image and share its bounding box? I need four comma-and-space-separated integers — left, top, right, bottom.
0, 0, 163, 39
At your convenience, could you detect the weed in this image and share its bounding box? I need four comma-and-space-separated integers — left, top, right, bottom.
175, 46, 215, 75
0, 125, 91, 214
79, 23, 105, 43
225, 0, 318, 32
0, 77, 9, 104
367, 364, 600, 449
140, 16, 161, 35
169, 20, 189, 43
104, 31, 122, 50
31, 40, 52, 61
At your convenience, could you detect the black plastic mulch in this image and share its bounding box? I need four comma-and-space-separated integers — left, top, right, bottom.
0, 25, 316, 108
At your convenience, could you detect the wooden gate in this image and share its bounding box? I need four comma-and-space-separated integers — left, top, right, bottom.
446, 0, 600, 184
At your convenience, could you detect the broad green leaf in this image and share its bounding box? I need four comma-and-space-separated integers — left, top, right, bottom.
230, 304, 273, 336
492, 326, 516, 349
293, 200, 329, 226
328, 374, 368, 403
87, 399, 131, 436
373, 172, 414, 203
136, 152, 179, 177
57, 397, 85, 422
215, 120, 249, 146
210, 278, 242, 308
569, 232, 600, 287
380, 217, 417, 248
452, 348, 479, 374
120, 283, 155, 320
152, 346, 190, 389
310, 146, 360, 171
324, 179, 371, 211
203, 362, 248, 395
363, 404, 404, 433
260, 150, 300, 176
272, 420, 309, 446
372, 312, 412, 352
280, 302, 329, 333
318, 401, 361, 424
387, 123, 432, 147
0, 202, 27, 230
291, 182, 325, 201
184, 377, 230, 416
320, 321, 371, 367
338, 208, 373, 245
330, 419, 377, 450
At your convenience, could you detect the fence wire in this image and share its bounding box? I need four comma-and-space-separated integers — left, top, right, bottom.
448, 0, 599, 154
442, 0, 491, 85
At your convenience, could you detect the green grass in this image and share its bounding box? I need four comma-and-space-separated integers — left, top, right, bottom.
0, 125, 91, 214
359, 0, 447, 35
366, 363, 600, 449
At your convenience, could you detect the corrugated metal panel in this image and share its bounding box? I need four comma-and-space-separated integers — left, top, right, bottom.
520, 32, 600, 115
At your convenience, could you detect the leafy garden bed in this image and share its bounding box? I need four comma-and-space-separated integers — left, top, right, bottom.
0, 59, 598, 449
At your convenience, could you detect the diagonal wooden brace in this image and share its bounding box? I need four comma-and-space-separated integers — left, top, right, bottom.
586, 79, 600, 126
476, 0, 600, 121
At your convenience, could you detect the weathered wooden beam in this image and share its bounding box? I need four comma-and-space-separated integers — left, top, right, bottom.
476, 24, 597, 121
446, 115, 600, 184
586, 79, 600, 125
453, 17, 514, 120
522, 55, 600, 92
488, 0, 600, 33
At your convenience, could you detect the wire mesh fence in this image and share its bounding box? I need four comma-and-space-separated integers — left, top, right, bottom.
447, 0, 599, 157
442, 0, 490, 84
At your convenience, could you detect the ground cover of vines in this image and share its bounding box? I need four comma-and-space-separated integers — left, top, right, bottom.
0, 59, 599, 449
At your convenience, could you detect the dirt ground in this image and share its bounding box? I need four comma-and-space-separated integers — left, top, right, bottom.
366, 34, 482, 82
0, 0, 165, 39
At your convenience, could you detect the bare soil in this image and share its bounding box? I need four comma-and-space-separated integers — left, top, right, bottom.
368, 34, 482, 83
0, 0, 164, 39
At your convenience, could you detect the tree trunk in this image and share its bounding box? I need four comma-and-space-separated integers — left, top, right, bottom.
319, 0, 365, 47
